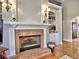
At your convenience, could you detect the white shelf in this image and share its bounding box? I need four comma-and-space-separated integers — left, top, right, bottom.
4, 21, 49, 26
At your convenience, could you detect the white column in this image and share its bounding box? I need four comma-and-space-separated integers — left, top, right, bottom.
8, 25, 16, 56
44, 28, 47, 48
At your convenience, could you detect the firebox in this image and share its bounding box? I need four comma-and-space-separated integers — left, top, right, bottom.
19, 35, 41, 52
15, 29, 44, 54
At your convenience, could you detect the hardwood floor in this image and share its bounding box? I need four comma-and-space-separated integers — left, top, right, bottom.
38, 38, 79, 59
10, 38, 79, 59
38, 45, 65, 59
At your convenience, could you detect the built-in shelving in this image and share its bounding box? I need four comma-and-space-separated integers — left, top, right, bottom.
47, 2, 62, 44
48, 2, 62, 34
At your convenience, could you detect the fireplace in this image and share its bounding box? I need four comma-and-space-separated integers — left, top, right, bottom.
15, 29, 44, 54
19, 35, 41, 52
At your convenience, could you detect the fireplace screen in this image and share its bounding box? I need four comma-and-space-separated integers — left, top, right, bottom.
19, 35, 41, 52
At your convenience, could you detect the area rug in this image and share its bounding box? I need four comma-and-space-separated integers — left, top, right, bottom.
59, 55, 73, 59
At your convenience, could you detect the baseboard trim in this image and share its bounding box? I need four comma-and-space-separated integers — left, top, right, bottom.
63, 39, 72, 42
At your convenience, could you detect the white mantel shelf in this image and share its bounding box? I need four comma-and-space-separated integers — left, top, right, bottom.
4, 21, 49, 26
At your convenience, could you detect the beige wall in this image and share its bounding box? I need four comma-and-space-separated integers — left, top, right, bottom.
17, 0, 48, 24
62, 0, 79, 41
17, 0, 41, 23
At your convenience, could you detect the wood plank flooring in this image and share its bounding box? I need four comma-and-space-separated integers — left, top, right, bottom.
38, 38, 79, 59
10, 38, 79, 59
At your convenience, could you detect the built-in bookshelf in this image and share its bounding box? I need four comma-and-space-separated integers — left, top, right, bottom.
48, 3, 62, 34
41, 2, 62, 42
47, 2, 62, 44
48, 6, 57, 33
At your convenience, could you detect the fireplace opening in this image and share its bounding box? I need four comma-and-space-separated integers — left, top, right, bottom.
19, 35, 41, 52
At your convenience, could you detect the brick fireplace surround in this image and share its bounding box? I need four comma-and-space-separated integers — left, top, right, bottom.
15, 29, 44, 54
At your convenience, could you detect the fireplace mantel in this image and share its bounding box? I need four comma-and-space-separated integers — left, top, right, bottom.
3, 21, 48, 56
4, 21, 49, 26
4, 21, 49, 30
